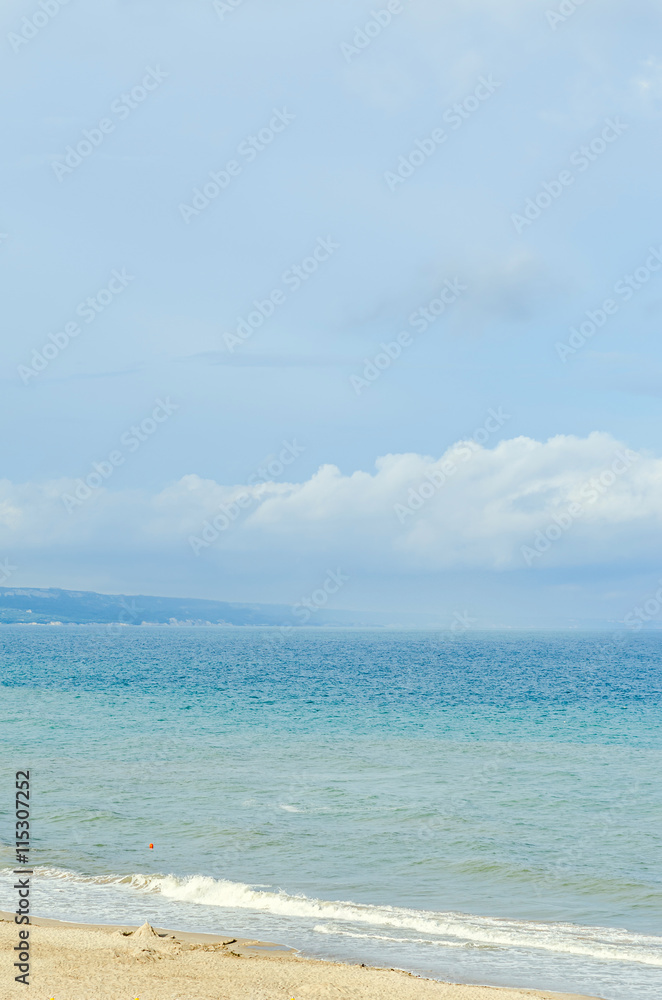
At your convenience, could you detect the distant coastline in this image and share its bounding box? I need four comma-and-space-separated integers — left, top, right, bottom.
0, 585, 440, 628
1, 586, 660, 630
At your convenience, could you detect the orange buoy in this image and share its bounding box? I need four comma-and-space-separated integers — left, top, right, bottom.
148, 843, 154, 849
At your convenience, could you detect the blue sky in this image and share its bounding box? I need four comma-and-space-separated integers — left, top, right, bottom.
2, 0, 662, 625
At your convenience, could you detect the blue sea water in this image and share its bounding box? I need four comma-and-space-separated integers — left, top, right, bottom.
1, 626, 661, 999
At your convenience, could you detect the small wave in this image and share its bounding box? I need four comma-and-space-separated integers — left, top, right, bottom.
313, 924, 465, 947
8, 866, 662, 968
0, 866, 138, 887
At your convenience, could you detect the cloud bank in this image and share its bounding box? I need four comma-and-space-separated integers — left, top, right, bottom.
2, 432, 660, 577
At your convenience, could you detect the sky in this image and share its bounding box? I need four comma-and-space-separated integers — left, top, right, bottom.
2, 0, 662, 626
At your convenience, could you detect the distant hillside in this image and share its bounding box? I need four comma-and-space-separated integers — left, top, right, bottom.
0, 589, 636, 629
0, 587, 430, 627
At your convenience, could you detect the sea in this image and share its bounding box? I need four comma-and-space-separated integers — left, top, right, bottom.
1, 626, 661, 1000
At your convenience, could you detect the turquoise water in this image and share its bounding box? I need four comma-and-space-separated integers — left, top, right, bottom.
1, 626, 661, 999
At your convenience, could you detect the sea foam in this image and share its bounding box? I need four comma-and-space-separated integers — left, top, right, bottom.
16, 866, 662, 969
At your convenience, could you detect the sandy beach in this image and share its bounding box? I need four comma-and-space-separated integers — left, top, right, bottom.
0, 914, 602, 1000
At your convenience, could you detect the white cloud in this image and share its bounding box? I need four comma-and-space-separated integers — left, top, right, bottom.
632, 56, 662, 113
1, 432, 661, 574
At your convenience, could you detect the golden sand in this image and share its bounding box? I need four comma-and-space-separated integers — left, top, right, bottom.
0, 915, 602, 1000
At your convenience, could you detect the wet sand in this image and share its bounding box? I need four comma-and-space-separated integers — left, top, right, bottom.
0, 912, 603, 1000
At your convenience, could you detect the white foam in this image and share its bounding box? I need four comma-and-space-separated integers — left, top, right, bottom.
11, 867, 662, 968
313, 924, 463, 947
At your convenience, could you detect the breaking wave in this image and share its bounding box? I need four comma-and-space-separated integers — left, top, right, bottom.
12, 866, 662, 968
